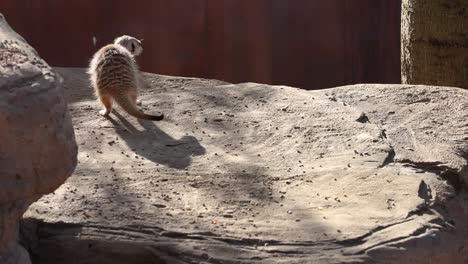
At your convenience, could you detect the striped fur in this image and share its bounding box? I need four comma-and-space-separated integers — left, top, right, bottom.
88, 36, 163, 121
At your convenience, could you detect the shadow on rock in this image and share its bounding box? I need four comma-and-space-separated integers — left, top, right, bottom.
106, 111, 205, 169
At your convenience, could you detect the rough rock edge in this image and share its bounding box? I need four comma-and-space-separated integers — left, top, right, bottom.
0, 13, 77, 264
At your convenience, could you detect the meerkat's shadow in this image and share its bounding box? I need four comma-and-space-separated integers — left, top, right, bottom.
105, 111, 205, 169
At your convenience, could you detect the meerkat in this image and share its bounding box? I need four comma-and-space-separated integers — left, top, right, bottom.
88, 35, 163, 120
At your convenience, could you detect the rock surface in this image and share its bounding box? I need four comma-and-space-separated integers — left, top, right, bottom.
24, 67, 468, 263
0, 14, 77, 264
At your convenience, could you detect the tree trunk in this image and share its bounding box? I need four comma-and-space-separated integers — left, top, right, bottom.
401, 0, 468, 88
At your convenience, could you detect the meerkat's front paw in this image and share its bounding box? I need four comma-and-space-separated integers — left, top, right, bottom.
99, 109, 110, 116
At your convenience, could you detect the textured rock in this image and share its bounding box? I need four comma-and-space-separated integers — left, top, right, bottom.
22, 67, 468, 263
0, 14, 77, 264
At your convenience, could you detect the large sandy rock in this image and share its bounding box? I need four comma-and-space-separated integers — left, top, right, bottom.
22, 67, 468, 263
0, 14, 77, 264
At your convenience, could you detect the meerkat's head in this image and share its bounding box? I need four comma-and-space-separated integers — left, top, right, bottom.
114, 35, 143, 56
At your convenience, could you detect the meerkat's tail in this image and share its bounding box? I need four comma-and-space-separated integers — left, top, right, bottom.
113, 93, 164, 121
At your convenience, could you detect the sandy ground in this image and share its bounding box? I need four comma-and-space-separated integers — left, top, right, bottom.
23, 68, 468, 264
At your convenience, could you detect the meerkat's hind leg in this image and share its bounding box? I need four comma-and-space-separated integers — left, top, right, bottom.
98, 94, 113, 116
133, 95, 142, 106
129, 90, 140, 107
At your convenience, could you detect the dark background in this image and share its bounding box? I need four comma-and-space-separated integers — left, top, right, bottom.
1, 0, 401, 90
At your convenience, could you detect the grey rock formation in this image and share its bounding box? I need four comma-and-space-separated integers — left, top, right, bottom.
0, 14, 77, 264
23, 67, 468, 263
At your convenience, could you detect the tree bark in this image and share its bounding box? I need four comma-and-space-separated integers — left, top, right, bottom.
401, 0, 468, 88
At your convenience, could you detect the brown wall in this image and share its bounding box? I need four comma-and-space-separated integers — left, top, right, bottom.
1, 1, 401, 90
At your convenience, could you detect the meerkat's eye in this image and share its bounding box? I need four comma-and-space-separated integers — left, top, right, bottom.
130, 42, 135, 53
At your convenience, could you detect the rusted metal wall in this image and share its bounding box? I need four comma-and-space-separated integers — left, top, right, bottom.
1, 0, 401, 90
